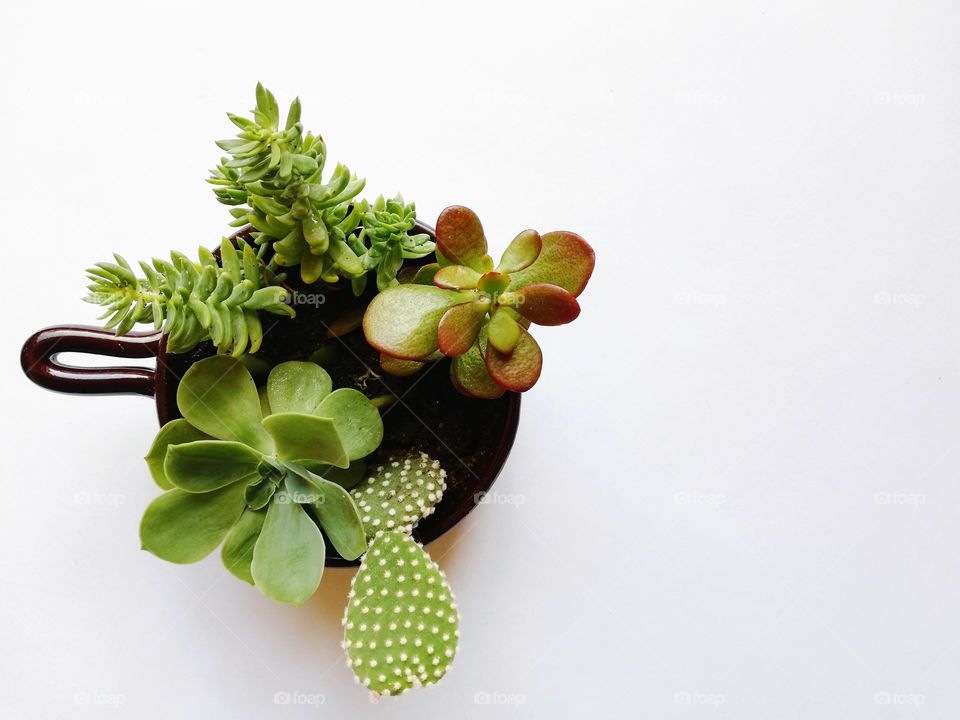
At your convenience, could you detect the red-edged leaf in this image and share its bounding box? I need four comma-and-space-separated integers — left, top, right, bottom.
511, 283, 581, 326
477, 271, 510, 296
487, 309, 520, 353
484, 326, 542, 392
436, 206, 490, 272
437, 301, 489, 357
434, 264, 481, 290
379, 353, 424, 377
496, 229, 541, 273
412, 263, 440, 285
363, 285, 464, 360
450, 342, 505, 399
507, 230, 594, 297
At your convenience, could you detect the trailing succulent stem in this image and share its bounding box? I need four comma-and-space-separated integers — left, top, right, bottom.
86, 239, 292, 356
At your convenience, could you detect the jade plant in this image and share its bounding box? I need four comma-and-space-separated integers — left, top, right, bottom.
363, 205, 595, 397
28, 83, 597, 701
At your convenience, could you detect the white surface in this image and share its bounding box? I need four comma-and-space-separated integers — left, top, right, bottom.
2, 1, 960, 718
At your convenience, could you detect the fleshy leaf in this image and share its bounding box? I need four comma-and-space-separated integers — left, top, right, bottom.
177, 356, 274, 454
298, 460, 369, 490
437, 301, 488, 357
485, 325, 542, 391
343, 532, 459, 696
164, 440, 264, 493
140, 482, 247, 564
267, 361, 332, 415
262, 412, 349, 468
286, 466, 367, 560
508, 283, 581, 326
350, 453, 447, 540
380, 353, 425, 377
507, 230, 595, 297
251, 491, 326, 604
315, 389, 384, 461
363, 285, 464, 361
412, 264, 440, 285
433, 265, 481, 290
145, 420, 211, 489
487, 309, 521, 354
221, 508, 266, 584
450, 338, 505, 399
496, 229, 542, 273
435, 205, 490, 272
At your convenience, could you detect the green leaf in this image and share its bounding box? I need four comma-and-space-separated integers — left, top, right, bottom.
362, 285, 464, 361
297, 460, 368, 490
435, 205, 490, 272
144, 420, 211, 490
140, 482, 247, 564
450, 334, 505, 399
286, 466, 367, 560
344, 532, 459, 696
379, 353, 425, 377
487, 308, 521, 354
266, 361, 332, 415
177, 356, 274, 454
496, 229, 542, 273
221, 508, 266, 584
350, 453, 447, 540
433, 265, 481, 290
437, 300, 488, 357
507, 230, 595, 297
484, 324, 542, 392
262, 412, 349, 468
251, 491, 326, 604
315, 389, 384, 461
164, 440, 264, 493
245, 477, 277, 510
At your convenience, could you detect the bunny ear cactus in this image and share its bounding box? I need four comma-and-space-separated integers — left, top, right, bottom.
350, 453, 447, 540
140, 356, 384, 604
363, 205, 595, 397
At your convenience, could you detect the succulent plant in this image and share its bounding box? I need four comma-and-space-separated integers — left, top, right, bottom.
350, 453, 447, 540
352, 195, 435, 294
342, 532, 459, 697
85, 239, 293, 356
363, 205, 595, 397
208, 83, 367, 284
140, 356, 384, 604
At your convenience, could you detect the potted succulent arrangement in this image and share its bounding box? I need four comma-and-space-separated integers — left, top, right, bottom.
20, 85, 595, 699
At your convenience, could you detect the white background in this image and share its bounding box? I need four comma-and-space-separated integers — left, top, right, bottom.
2, 1, 959, 718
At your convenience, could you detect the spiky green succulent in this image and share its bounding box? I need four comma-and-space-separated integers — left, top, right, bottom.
85, 239, 293, 356
350, 453, 447, 540
351, 195, 435, 294
208, 83, 367, 284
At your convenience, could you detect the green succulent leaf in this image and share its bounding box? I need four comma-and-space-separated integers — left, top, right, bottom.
251, 491, 326, 604
507, 230, 595, 297
435, 205, 490, 272
363, 285, 464, 361
343, 532, 460, 697
315, 388, 384, 462
495, 229, 542, 273
144, 420, 211, 490
262, 412, 349, 468
286, 466, 367, 561
486, 308, 521, 354
350, 453, 447, 541
450, 341, 505, 399
221, 508, 266, 584
433, 265, 481, 290
437, 301, 488, 357
266, 361, 332, 415
177, 356, 274, 454
140, 482, 248, 564
297, 460, 369, 490
379, 353, 425, 377
485, 324, 542, 392
164, 440, 264, 493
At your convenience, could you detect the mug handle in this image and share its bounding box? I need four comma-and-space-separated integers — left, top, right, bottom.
21, 325, 162, 396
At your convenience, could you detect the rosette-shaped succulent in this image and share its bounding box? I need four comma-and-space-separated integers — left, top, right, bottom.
141, 357, 383, 604
353, 195, 435, 293
362, 206, 594, 397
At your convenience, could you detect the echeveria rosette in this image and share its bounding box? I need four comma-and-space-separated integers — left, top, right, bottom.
208, 84, 367, 285
352, 195, 435, 294
362, 205, 595, 397
140, 356, 385, 604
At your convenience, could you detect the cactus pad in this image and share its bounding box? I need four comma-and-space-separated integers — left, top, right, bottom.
350, 453, 447, 541
343, 532, 459, 696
